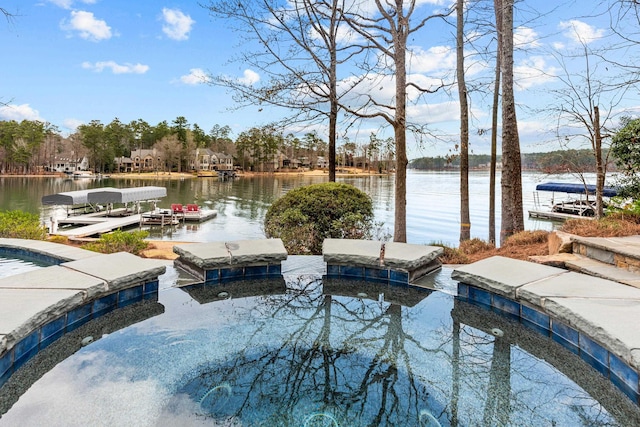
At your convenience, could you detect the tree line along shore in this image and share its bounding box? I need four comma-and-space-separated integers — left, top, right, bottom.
409, 149, 616, 173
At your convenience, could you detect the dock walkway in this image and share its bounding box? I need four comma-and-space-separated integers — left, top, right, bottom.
54, 214, 143, 238
44, 186, 167, 238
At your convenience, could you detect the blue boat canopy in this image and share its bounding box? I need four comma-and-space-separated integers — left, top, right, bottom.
535, 182, 618, 198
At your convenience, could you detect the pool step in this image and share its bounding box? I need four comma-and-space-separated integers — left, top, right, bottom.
571, 235, 640, 271
535, 233, 640, 288
565, 254, 640, 289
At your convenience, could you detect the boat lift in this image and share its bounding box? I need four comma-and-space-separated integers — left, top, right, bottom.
529, 182, 618, 221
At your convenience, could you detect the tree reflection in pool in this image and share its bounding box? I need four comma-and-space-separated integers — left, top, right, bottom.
1, 267, 639, 426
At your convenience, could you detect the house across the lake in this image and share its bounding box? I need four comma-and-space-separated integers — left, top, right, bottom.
191, 148, 234, 172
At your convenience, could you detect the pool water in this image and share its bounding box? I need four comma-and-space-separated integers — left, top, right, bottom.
1, 266, 639, 426
0, 255, 47, 280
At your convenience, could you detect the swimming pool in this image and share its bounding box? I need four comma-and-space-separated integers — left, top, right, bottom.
1, 263, 639, 426
0, 254, 47, 280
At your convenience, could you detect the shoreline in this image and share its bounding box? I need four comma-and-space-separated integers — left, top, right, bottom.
0, 168, 391, 180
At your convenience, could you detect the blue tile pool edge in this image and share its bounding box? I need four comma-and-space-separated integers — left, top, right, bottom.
326, 263, 412, 286
457, 282, 640, 406
0, 279, 160, 389
204, 264, 283, 285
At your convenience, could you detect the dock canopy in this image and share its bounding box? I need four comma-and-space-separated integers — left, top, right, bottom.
535, 182, 618, 198
87, 186, 167, 204
41, 188, 116, 205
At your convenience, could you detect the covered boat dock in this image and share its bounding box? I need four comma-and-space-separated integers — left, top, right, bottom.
529, 182, 618, 221
42, 187, 117, 217
43, 186, 168, 238
534, 182, 618, 198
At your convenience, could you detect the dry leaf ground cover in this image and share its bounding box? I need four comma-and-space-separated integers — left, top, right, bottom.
438, 212, 640, 264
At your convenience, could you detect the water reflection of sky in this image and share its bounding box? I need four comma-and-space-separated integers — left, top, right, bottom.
1, 267, 637, 426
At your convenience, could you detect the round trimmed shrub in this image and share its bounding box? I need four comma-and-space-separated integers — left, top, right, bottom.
264, 183, 374, 254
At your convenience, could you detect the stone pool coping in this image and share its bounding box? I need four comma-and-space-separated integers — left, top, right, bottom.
322, 238, 443, 284
171, 238, 444, 287
0, 237, 101, 264
0, 239, 167, 389
452, 255, 640, 404
173, 239, 288, 283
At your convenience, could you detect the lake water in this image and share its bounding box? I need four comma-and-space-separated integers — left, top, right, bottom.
0, 171, 591, 246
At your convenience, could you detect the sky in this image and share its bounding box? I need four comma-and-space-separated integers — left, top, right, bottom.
1, 0, 640, 159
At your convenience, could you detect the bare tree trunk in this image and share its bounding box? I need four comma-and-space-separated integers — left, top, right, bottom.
327, 0, 338, 182
337, 0, 448, 242
457, 0, 470, 242
594, 105, 605, 218
490, 0, 503, 245
499, 0, 524, 245
393, 9, 408, 243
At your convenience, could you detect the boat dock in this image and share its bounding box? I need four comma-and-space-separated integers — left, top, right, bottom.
528, 209, 595, 221
53, 214, 144, 238
43, 186, 168, 239
528, 182, 618, 222
141, 204, 218, 225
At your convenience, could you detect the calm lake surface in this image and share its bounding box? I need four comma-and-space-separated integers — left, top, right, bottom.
0, 170, 592, 246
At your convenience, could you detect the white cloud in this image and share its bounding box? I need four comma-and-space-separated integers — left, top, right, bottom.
161, 8, 194, 41
408, 45, 456, 74
514, 56, 559, 90
559, 20, 605, 45
238, 69, 260, 85
309, 23, 362, 45
63, 118, 84, 132
62, 10, 112, 41
514, 26, 541, 49
407, 100, 460, 125
47, 0, 97, 8
180, 68, 212, 85
0, 104, 43, 121
345, 0, 450, 17
552, 41, 566, 50
47, 0, 74, 8
82, 61, 149, 74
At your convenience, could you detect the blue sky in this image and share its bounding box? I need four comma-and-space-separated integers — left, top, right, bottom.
1, 0, 639, 158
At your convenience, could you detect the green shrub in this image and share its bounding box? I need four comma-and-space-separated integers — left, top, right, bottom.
0, 210, 48, 240
264, 182, 374, 254
83, 230, 150, 255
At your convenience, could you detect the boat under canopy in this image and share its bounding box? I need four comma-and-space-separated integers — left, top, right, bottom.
535, 182, 618, 198
87, 186, 167, 204
41, 188, 116, 206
